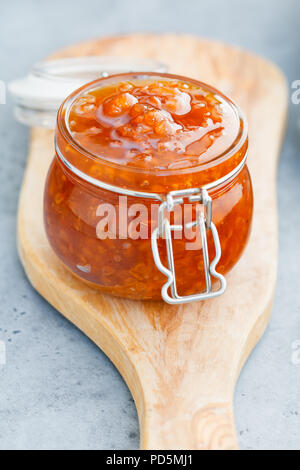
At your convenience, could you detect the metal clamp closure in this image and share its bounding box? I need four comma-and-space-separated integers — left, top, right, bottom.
151, 188, 226, 304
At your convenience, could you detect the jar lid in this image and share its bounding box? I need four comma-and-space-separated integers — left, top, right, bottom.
8, 56, 167, 128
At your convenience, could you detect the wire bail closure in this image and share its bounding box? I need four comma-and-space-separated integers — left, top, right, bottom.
151, 188, 226, 305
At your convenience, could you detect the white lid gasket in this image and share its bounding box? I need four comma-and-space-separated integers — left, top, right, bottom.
8, 56, 167, 128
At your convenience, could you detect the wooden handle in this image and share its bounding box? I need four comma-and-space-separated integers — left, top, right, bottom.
141, 401, 238, 450
136, 379, 238, 451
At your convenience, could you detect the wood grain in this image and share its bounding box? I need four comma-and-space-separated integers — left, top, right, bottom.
17, 34, 288, 450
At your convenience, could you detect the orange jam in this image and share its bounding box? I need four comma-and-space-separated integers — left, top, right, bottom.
68, 78, 239, 171
44, 73, 253, 300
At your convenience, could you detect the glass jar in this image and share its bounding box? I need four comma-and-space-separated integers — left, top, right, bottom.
44, 72, 253, 304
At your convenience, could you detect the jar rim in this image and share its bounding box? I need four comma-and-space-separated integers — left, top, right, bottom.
57, 72, 248, 179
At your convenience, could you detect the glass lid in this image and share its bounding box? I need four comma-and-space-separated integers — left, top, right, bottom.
8, 56, 167, 128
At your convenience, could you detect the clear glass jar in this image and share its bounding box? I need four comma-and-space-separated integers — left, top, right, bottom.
44, 73, 253, 303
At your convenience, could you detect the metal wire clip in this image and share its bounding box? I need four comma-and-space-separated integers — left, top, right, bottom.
151, 188, 226, 304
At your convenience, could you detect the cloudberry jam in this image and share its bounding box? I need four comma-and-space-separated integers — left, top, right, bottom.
44, 73, 253, 300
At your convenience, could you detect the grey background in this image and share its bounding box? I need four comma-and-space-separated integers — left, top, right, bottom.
0, 0, 299, 450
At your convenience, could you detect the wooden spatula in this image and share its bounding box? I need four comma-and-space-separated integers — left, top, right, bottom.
17, 34, 287, 450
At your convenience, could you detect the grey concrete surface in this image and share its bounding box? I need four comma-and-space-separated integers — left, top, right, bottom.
0, 0, 299, 450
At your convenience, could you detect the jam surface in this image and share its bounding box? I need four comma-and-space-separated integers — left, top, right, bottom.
68, 78, 240, 171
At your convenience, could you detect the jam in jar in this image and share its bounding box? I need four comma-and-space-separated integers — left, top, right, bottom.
44, 73, 253, 303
